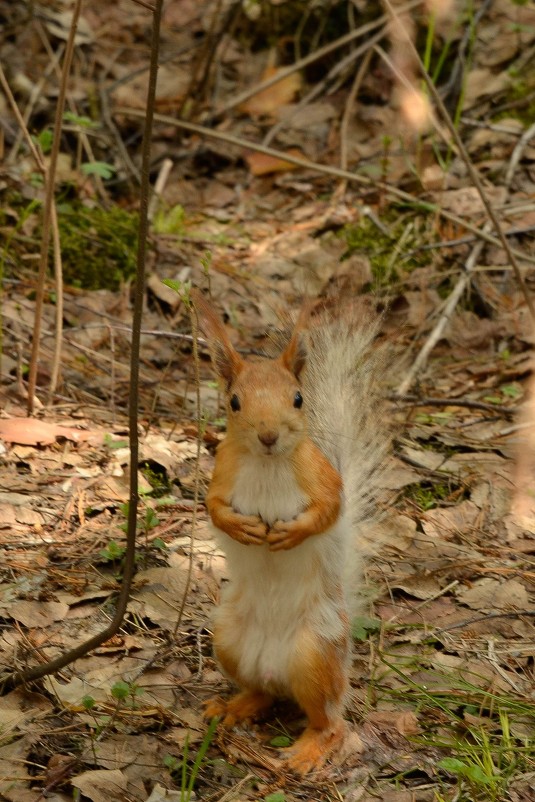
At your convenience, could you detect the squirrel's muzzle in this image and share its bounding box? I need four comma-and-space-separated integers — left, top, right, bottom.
258, 430, 279, 447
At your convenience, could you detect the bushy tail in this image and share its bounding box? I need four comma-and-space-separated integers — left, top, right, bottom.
303, 312, 390, 544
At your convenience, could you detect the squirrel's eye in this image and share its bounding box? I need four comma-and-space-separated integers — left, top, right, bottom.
230, 393, 241, 412
293, 391, 303, 409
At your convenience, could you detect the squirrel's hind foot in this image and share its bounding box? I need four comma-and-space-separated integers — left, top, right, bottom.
204, 690, 273, 727
283, 720, 348, 774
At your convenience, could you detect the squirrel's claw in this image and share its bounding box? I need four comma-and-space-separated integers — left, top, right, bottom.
266, 521, 307, 551
232, 515, 267, 545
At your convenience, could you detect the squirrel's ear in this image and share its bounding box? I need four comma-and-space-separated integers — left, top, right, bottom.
280, 304, 310, 378
191, 289, 244, 386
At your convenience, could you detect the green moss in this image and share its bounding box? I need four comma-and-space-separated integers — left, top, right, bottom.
139, 460, 173, 498
57, 203, 139, 290
341, 215, 426, 290
404, 480, 461, 511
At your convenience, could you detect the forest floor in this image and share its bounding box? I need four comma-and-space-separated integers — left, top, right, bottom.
1, 1, 535, 801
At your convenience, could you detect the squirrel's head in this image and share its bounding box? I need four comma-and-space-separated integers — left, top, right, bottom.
192, 290, 308, 458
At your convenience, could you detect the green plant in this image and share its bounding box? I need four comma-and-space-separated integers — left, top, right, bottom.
164, 717, 218, 801
99, 539, 126, 563
352, 615, 381, 641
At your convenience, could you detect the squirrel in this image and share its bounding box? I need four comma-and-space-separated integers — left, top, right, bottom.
192, 289, 387, 774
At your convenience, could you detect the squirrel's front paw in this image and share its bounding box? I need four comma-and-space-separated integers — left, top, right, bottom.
232, 514, 267, 546
267, 520, 308, 551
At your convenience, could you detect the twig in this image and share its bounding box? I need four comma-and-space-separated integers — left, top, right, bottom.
340, 50, 373, 175
35, 21, 108, 203
0, 65, 64, 410
47, 204, 63, 402
174, 299, 202, 636
437, 610, 535, 633
504, 120, 535, 190
99, 82, 141, 184
148, 157, 174, 221
0, 0, 166, 695
390, 393, 516, 417
6, 44, 65, 166
117, 106, 535, 265
381, 0, 535, 321
396, 229, 487, 395
403, 224, 535, 257
26, 0, 83, 415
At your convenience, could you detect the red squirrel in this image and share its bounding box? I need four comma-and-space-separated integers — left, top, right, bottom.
192, 290, 386, 774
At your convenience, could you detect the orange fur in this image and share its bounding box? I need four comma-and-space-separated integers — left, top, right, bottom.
193, 292, 364, 775
286, 630, 349, 772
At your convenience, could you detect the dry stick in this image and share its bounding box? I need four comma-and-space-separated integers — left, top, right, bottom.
340, 49, 373, 176
6, 43, 65, 166
210, 0, 422, 119
147, 157, 173, 221
118, 107, 535, 266
396, 229, 488, 395
0, 65, 64, 406
99, 83, 141, 184
35, 22, 108, 204
173, 301, 202, 637
26, 0, 83, 415
391, 393, 515, 418
48, 204, 63, 401
0, 0, 165, 695
504, 120, 535, 191
382, 0, 535, 322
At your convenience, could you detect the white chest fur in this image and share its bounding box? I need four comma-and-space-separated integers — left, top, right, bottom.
210, 453, 349, 694
230, 454, 308, 526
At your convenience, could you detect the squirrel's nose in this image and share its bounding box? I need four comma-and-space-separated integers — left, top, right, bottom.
258, 430, 279, 447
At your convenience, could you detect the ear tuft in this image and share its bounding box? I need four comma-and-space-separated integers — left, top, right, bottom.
280, 303, 311, 378
191, 289, 243, 386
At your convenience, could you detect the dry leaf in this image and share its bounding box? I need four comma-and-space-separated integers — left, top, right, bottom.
244, 148, 303, 176
241, 66, 301, 117
71, 769, 127, 802
456, 577, 530, 612
0, 418, 102, 446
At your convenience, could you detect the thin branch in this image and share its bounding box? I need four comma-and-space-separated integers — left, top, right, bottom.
174, 300, 202, 636
396, 227, 488, 395
390, 393, 516, 418
504, 119, 535, 190
1, 0, 166, 695
27, 0, 83, 414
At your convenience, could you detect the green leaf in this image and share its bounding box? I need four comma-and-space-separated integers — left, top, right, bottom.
33, 129, 53, 154
464, 764, 494, 784
264, 793, 286, 802
81, 161, 116, 179
111, 680, 130, 700
99, 540, 126, 561
104, 433, 128, 449
63, 111, 98, 128
351, 616, 381, 641
163, 754, 180, 771
501, 383, 522, 398
153, 203, 185, 235
82, 695, 96, 710
152, 537, 167, 551
438, 757, 467, 774
145, 508, 160, 530
269, 735, 292, 748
